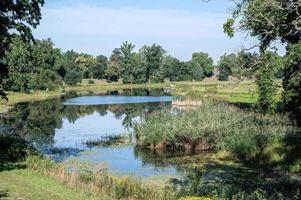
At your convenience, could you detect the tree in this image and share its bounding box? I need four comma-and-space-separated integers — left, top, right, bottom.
163, 55, 182, 81
36, 69, 61, 90
4, 37, 35, 92
64, 70, 83, 86
75, 54, 96, 78
131, 53, 147, 84
283, 43, 301, 126
90, 55, 108, 79
0, 0, 45, 98
225, 0, 301, 124
120, 42, 135, 83
31, 39, 62, 73
218, 53, 237, 81
192, 52, 214, 77
4, 37, 62, 92
106, 48, 122, 82
60, 50, 79, 78
187, 61, 205, 81
140, 44, 165, 83
256, 51, 283, 114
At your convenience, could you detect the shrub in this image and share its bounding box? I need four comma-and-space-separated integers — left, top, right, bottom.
88, 79, 95, 84
283, 42, 301, 126
36, 69, 61, 90
64, 70, 83, 86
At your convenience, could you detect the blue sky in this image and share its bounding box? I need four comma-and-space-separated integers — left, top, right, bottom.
33, 0, 259, 62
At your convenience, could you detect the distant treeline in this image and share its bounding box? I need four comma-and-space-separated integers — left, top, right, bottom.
3, 37, 215, 92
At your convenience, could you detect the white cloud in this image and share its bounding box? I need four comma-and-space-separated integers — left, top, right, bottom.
33, 6, 247, 61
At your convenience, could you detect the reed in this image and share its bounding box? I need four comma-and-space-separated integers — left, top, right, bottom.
26, 155, 176, 200
135, 102, 295, 165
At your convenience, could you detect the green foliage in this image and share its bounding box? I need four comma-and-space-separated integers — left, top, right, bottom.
256, 51, 283, 114
4, 37, 62, 92
187, 61, 205, 81
226, 0, 301, 124
192, 52, 214, 77
88, 79, 95, 84
225, 1, 301, 50
90, 55, 108, 79
0, 0, 45, 98
106, 48, 122, 82
36, 69, 61, 90
4, 38, 219, 90
218, 53, 236, 81
283, 42, 301, 126
75, 54, 97, 78
140, 44, 165, 83
64, 70, 83, 86
60, 50, 79, 77
163, 56, 180, 80
119, 42, 148, 84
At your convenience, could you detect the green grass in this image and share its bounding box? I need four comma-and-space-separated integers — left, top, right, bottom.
0, 169, 94, 200
23, 155, 176, 200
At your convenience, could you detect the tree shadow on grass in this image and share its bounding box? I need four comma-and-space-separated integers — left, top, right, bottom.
172, 160, 301, 199
282, 128, 301, 172
0, 190, 9, 198
0, 132, 29, 172
0, 190, 8, 199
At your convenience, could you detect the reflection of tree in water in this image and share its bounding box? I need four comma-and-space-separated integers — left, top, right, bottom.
1, 100, 64, 145
1, 88, 172, 147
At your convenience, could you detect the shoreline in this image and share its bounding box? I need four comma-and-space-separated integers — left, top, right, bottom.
0, 80, 257, 114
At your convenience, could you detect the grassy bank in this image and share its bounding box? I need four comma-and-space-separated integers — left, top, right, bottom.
4, 155, 176, 200
0, 169, 94, 200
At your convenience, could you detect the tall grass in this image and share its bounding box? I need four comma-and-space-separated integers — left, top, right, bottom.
25, 155, 175, 200
135, 102, 296, 165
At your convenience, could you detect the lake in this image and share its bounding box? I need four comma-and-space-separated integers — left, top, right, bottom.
1, 89, 182, 179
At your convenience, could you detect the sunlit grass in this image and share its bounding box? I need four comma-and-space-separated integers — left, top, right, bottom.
24, 155, 176, 200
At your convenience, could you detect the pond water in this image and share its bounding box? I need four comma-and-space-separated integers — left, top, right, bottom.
1, 89, 180, 178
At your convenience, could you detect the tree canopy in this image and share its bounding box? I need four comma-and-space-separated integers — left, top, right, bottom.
0, 0, 45, 98
225, 0, 301, 124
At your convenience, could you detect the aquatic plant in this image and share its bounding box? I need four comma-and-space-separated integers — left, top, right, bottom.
135, 102, 296, 165
85, 135, 128, 147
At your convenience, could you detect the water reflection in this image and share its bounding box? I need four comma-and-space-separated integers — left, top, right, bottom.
1, 90, 172, 150
72, 146, 178, 177
0, 88, 181, 177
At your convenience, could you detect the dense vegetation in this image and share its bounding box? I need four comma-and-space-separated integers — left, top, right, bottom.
0, 0, 44, 99
2, 38, 214, 91
224, 0, 301, 124
135, 102, 295, 163
1, 0, 301, 200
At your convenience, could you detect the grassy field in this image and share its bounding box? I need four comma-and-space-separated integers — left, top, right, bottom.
0, 169, 94, 200
0, 80, 258, 113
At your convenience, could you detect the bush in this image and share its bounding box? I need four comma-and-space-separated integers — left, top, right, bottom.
64, 70, 83, 86
88, 79, 95, 84
36, 69, 61, 90
283, 42, 301, 126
